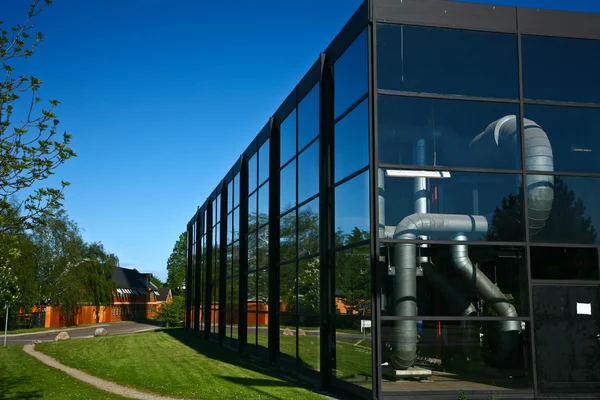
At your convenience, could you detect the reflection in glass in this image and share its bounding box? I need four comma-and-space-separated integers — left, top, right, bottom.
280, 263, 297, 313
530, 247, 599, 280
281, 110, 297, 167
335, 29, 368, 118
335, 171, 370, 247
523, 35, 600, 103
281, 160, 297, 214
232, 243, 239, 275
298, 199, 319, 258
248, 192, 257, 232
379, 244, 528, 317
249, 153, 257, 194
334, 99, 369, 183
226, 277, 232, 338
333, 322, 372, 390
378, 95, 521, 169
280, 211, 297, 263
529, 175, 600, 244
525, 105, 600, 174
258, 181, 269, 227
248, 233, 257, 271
377, 24, 518, 98
380, 171, 524, 242
380, 320, 532, 392
298, 83, 320, 151
257, 226, 269, 268
298, 258, 320, 313
299, 316, 320, 372
298, 140, 320, 204
233, 207, 239, 242
233, 173, 240, 207
259, 139, 270, 185
335, 246, 371, 317
279, 313, 297, 363
227, 212, 233, 245
228, 180, 233, 212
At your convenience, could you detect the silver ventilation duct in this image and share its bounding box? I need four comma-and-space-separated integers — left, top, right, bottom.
391, 214, 488, 370
470, 115, 554, 235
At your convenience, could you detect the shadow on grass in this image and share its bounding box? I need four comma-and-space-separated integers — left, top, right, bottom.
0, 377, 44, 399
160, 328, 322, 396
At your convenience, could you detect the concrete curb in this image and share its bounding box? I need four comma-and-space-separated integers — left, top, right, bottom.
7, 324, 110, 337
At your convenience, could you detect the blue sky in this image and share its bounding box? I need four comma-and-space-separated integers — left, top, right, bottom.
3, 0, 599, 281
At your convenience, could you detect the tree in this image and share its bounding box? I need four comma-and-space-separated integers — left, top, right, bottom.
1, 0, 76, 234
81, 242, 118, 323
166, 232, 187, 296
150, 275, 163, 288
155, 295, 184, 328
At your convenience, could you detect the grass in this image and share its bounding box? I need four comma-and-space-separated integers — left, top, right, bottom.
0, 345, 125, 399
37, 329, 326, 400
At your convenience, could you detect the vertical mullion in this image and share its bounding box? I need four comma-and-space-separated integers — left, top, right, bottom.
517, 8, 539, 397
194, 212, 202, 334
268, 117, 281, 366
219, 182, 228, 344
367, 2, 382, 398
295, 102, 300, 359
204, 201, 214, 338
319, 51, 334, 389
238, 155, 249, 353
186, 221, 193, 331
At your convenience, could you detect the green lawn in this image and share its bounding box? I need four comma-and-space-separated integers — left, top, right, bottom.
0, 345, 125, 400
37, 329, 325, 400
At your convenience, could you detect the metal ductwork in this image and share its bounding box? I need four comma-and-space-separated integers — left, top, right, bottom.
470, 115, 554, 235
391, 214, 488, 370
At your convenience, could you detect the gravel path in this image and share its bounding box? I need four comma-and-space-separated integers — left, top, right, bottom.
23, 344, 187, 400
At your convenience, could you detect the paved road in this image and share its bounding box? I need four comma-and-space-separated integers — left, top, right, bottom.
4, 321, 161, 345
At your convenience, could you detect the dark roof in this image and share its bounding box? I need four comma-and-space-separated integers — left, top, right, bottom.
112, 266, 150, 289
156, 288, 171, 302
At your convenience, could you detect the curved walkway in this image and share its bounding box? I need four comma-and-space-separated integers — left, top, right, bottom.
23, 344, 186, 400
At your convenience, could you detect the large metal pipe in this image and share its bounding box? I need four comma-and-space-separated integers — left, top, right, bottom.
451, 234, 521, 332
391, 214, 488, 370
421, 262, 477, 317
470, 115, 554, 235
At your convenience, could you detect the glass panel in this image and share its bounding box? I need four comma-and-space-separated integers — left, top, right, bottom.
227, 245, 233, 277
248, 192, 257, 233
248, 272, 257, 308
281, 109, 297, 167
298, 83, 320, 151
228, 180, 233, 212
249, 153, 257, 194
378, 95, 521, 169
279, 313, 297, 363
298, 315, 320, 372
531, 247, 599, 280
523, 35, 600, 103
233, 207, 239, 242
258, 181, 269, 227
259, 139, 270, 185
247, 310, 257, 349
258, 226, 269, 268
377, 24, 518, 99
529, 175, 600, 244
298, 139, 320, 204
248, 233, 257, 272
280, 211, 297, 263
334, 99, 369, 183
213, 197, 219, 225
335, 171, 370, 247
257, 311, 269, 357
233, 173, 240, 207
258, 267, 268, 305
525, 105, 600, 174
280, 263, 297, 313
379, 244, 528, 317
333, 319, 372, 390
226, 278, 232, 338
298, 198, 319, 258
281, 159, 297, 214
228, 212, 233, 245
232, 242, 239, 275
380, 171, 524, 242
335, 245, 371, 317
232, 275, 239, 333
380, 320, 532, 392
298, 258, 320, 314
335, 29, 368, 118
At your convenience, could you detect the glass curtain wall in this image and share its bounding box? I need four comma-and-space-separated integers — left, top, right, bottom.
225, 174, 241, 347
331, 28, 373, 391
247, 140, 270, 357
279, 83, 322, 371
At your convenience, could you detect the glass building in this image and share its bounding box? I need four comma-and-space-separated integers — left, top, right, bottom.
185, 1, 600, 398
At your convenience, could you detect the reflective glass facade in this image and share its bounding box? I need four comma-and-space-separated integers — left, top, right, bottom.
186, 1, 600, 398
